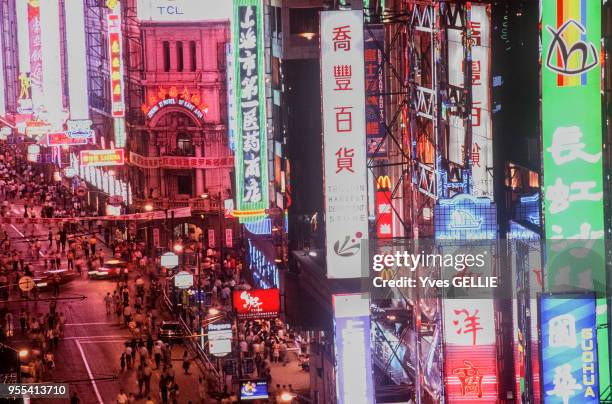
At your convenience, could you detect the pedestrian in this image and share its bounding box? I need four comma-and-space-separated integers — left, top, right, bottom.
70, 392, 80, 404
104, 292, 113, 315
182, 350, 191, 375
169, 382, 179, 404
159, 376, 168, 404
137, 365, 144, 396
153, 342, 162, 369
127, 393, 136, 403
143, 362, 152, 395
120, 353, 126, 372
116, 388, 128, 404
125, 346, 132, 369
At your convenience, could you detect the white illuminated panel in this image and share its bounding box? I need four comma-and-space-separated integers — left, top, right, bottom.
321, 10, 369, 279
333, 294, 374, 404
15, 0, 30, 73
40, 0, 64, 130
64, 0, 89, 120
137, 0, 231, 22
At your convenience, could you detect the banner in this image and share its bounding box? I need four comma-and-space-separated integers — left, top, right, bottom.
107, 12, 125, 118
0, 207, 191, 224
129, 152, 234, 169
81, 149, 125, 167
321, 10, 369, 279
232, 0, 269, 220
364, 25, 386, 158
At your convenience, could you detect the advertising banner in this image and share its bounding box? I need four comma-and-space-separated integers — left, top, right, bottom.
539, 294, 598, 403
332, 293, 375, 404
232, 0, 269, 220
233, 288, 280, 319
541, 0, 608, 391
107, 12, 125, 118
376, 190, 393, 239
208, 322, 233, 357
434, 194, 497, 240
80, 149, 125, 167
321, 10, 369, 279
129, 152, 233, 169
137, 0, 231, 22
364, 25, 386, 158
47, 132, 89, 146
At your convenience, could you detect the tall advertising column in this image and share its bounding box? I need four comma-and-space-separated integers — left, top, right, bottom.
541, 0, 609, 400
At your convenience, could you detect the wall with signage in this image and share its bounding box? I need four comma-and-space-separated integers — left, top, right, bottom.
541, 0, 608, 391
321, 10, 369, 279
232, 0, 269, 222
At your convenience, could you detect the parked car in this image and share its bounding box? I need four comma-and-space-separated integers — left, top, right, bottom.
33, 269, 78, 291
158, 321, 185, 343
89, 259, 128, 280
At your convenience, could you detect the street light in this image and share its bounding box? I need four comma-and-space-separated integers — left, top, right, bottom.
144, 203, 154, 212
173, 243, 184, 253
279, 392, 296, 402
208, 307, 220, 316
18, 350, 28, 359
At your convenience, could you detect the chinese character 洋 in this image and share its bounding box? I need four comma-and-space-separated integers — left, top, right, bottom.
453, 308, 483, 346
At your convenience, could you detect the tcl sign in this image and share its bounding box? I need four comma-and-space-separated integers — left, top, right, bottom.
137, 0, 231, 22
233, 289, 280, 319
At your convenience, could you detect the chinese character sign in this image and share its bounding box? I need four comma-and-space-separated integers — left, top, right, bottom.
540, 294, 599, 404
443, 299, 498, 403
27, 0, 43, 108
321, 11, 369, 279
541, 1, 608, 390
364, 25, 386, 158
232, 0, 269, 220
107, 12, 125, 118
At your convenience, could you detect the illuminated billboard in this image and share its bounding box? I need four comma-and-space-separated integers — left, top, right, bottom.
137, 0, 231, 22
107, 12, 125, 119
47, 132, 89, 147
232, 0, 269, 222
447, 4, 493, 197
443, 299, 498, 403
541, 0, 608, 390
539, 294, 598, 403
321, 10, 369, 279
364, 25, 386, 158
80, 149, 125, 167
375, 176, 393, 239
434, 194, 497, 240
232, 289, 280, 319
332, 293, 375, 404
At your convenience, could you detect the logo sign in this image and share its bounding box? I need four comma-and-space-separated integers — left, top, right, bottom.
233, 288, 280, 319
376, 191, 393, 239
321, 10, 369, 279
107, 12, 125, 118
333, 294, 375, 404
47, 132, 89, 146
80, 149, 125, 167
232, 0, 269, 222
137, 0, 231, 22
160, 252, 179, 268
542, 1, 608, 388
540, 294, 599, 403
174, 271, 194, 289
208, 322, 232, 357
435, 194, 497, 240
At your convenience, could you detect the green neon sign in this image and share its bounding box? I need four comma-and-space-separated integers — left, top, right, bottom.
232, 0, 269, 221
542, 0, 609, 395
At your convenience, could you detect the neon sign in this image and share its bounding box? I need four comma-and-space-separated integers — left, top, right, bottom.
435, 194, 497, 240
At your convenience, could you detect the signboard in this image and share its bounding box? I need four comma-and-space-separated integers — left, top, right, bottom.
129, 152, 233, 169
225, 228, 233, 248
321, 10, 369, 279
434, 194, 497, 240
174, 271, 194, 289
80, 149, 125, 167
107, 12, 125, 118
540, 294, 598, 403
443, 299, 498, 402
239, 380, 269, 401
364, 25, 386, 158
144, 97, 207, 121
18, 276, 35, 292
137, 0, 231, 22
153, 228, 160, 246
232, 0, 269, 221
247, 238, 279, 289
541, 0, 608, 391
160, 252, 179, 268
375, 176, 393, 239
208, 322, 232, 357
332, 293, 375, 404
27, 1, 43, 106
233, 288, 280, 319
47, 132, 89, 146
207, 229, 215, 249
226, 44, 237, 151
447, 5, 493, 197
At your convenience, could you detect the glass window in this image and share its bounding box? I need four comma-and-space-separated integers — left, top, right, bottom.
177, 41, 184, 72
162, 41, 170, 72
190, 41, 197, 71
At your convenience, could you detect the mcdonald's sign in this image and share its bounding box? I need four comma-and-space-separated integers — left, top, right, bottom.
376, 175, 392, 190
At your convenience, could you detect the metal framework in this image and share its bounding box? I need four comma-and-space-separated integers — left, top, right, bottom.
84, 0, 112, 116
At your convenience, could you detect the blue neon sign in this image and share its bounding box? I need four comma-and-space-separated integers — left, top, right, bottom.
435, 194, 497, 240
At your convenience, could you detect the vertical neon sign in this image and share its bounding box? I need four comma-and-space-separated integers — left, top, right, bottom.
541, 0, 608, 393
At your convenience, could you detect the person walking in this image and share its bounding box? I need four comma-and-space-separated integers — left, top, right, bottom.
182, 350, 191, 375
104, 292, 113, 315
120, 353, 126, 372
